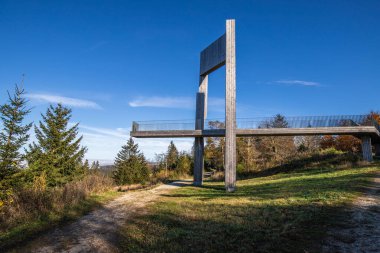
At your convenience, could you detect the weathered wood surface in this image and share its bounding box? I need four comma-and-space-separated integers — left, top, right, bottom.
361, 136, 373, 162
225, 19, 236, 192
194, 92, 205, 186
375, 143, 380, 156
131, 126, 380, 140
198, 75, 208, 119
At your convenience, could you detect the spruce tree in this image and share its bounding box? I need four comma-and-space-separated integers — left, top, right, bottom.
166, 141, 179, 170
91, 160, 100, 170
0, 84, 32, 180
113, 138, 149, 185
26, 104, 87, 186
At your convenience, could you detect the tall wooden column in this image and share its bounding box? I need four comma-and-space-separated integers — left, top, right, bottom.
361, 136, 373, 162
194, 76, 208, 186
225, 19, 236, 192
375, 143, 380, 157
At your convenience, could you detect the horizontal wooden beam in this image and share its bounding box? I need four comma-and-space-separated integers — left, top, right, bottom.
130, 126, 380, 142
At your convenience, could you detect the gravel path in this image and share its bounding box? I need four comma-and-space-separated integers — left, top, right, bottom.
322, 172, 380, 253
9, 181, 189, 253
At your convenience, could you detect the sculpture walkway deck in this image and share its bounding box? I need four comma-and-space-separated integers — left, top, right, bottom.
131, 115, 380, 143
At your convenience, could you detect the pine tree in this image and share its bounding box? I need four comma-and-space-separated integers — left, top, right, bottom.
113, 138, 149, 185
166, 141, 179, 170
83, 159, 90, 174
91, 160, 100, 171
0, 84, 32, 180
26, 104, 87, 186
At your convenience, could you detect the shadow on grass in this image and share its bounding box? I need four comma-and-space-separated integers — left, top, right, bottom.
167, 180, 194, 187
119, 164, 379, 253
119, 199, 347, 253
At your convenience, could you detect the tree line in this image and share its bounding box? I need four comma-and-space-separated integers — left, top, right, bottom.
0, 84, 105, 195
0, 83, 155, 196
1, 82, 378, 192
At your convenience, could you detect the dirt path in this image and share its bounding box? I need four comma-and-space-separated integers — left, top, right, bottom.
9, 181, 189, 253
322, 173, 380, 253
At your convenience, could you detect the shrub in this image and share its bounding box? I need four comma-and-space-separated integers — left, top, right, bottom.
0, 173, 114, 232
320, 147, 344, 155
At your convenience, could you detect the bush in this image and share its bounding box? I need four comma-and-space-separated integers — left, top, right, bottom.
236, 163, 245, 174
0, 173, 114, 232
320, 147, 344, 155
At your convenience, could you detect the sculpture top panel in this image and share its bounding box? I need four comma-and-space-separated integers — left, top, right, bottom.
199, 34, 226, 76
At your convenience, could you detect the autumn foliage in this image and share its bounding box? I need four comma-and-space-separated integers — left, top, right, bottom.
320, 111, 380, 153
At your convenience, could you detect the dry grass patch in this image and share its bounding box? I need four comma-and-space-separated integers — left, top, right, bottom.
120, 160, 379, 253
0, 173, 118, 249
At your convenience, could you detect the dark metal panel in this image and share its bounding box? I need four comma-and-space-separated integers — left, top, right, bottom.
200, 34, 226, 76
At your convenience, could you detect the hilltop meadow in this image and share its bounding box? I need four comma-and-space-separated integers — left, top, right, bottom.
0, 84, 379, 252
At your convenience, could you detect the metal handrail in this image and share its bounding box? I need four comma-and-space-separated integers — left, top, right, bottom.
132, 114, 379, 132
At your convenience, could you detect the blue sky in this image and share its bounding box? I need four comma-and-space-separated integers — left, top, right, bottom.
1, 0, 379, 163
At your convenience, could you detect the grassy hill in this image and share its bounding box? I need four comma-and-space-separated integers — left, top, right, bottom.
120, 154, 379, 253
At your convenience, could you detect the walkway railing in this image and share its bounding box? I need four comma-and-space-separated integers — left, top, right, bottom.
132, 115, 380, 132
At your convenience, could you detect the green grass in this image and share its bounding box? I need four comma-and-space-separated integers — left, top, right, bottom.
0, 190, 122, 250
120, 162, 379, 253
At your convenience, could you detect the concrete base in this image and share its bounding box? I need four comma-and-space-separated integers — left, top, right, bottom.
193, 181, 203, 187
226, 186, 236, 193
361, 136, 373, 162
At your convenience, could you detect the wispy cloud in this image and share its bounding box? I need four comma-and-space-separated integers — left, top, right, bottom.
71, 123, 193, 163
26, 93, 102, 109
275, 80, 320, 87
129, 96, 193, 109
78, 124, 129, 138
128, 96, 224, 109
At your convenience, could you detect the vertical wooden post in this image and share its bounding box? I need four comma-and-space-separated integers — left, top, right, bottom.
375, 143, 380, 157
225, 19, 236, 192
194, 75, 208, 186
361, 136, 373, 162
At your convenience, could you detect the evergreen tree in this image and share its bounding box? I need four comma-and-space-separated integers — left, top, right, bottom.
84, 159, 92, 172
26, 104, 87, 186
270, 114, 289, 128
166, 141, 179, 170
0, 84, 32, 180
257, 114, 295, 166
113, 138, 149, 185
91, 160, 100, 170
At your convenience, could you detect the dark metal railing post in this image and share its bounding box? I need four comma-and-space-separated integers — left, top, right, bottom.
131, 114, 378, 132
132, 121, 138, 132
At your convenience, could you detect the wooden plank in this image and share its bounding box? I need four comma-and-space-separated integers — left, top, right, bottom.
194, 92, 205, 185
375, 143, 380, 156
130, 126, 380, 139
198, 75, 208, 119
225, 19, 236, 192
361, 136, 373, 162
